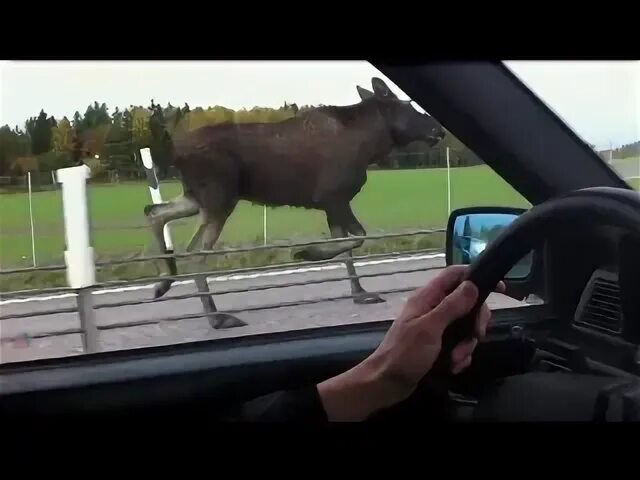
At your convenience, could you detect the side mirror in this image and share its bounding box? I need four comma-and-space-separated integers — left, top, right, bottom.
446, 206, 533, 280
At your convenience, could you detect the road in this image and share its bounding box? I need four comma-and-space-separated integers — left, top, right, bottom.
0, 254, 527, 364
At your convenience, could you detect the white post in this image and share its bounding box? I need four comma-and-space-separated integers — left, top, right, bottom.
263, 206, 268, 246
27, 172, 36, 267
56, 164, 99, 352
140, 148, 173, 251
446, 147, 451, 216
56, 165, 95, 288
51, 170, 56, 186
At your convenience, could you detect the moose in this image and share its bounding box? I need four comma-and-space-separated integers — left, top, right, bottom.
144, 77, 446, 325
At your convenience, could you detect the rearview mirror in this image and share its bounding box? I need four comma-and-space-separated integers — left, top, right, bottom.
446, 207, 533, 280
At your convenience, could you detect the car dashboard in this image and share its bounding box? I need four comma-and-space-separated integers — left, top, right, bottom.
537, 224, 640, 376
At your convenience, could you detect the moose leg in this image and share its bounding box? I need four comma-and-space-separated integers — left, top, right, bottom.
334, 209, 385, 305
330, 225, 384, 304
144, 194, 199, 299
296, 205, 384, 303
196, 210, 246, 328
198, 207, 234, 265
186, 222, 206, 252
340, 250, 385, 305
293, 207, 359, 262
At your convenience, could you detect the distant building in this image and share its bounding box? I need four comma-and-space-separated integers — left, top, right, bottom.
597, 149, 614, 163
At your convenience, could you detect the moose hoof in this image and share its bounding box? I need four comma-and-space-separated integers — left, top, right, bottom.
153, 280, 173, 299
353, 292, 385, 305
209, 313, 247, 330
293, 248, 313, 262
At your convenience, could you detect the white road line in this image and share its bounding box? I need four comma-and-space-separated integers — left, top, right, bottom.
0, 253, 445, 305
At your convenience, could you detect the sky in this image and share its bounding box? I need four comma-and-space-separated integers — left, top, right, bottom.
0, 60, 638, 149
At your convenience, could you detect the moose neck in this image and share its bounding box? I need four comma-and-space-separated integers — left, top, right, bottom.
313, 99, 394, 164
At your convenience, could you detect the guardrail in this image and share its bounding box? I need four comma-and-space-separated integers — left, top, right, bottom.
0, 243, 445, 351
0, 162, 447, 357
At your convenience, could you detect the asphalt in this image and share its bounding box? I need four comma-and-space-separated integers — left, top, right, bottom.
0, 255, 527, 364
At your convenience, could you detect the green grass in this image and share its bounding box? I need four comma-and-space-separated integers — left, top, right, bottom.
611, 156, 640, 181
1, 166, 527, 265
1, 165, 530, 290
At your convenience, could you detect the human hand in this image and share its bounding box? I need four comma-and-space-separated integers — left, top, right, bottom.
367, 265, 505, 394
317, 265, 505, 421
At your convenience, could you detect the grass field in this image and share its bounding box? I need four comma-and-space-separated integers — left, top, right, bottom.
2, 161, 637, 291
0, 166, 528, 267
611, 156, 640, 180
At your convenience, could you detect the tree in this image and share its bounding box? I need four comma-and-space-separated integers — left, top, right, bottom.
614, 141, 640, 159
79, 101, 110, 131
72, 111, 84, 133
436, 133, 482, 168
103, 108, 133, 172
121, 108, 132, 134
51, 116, 74, 153
28, 110, 56, 155
172, 105, 183, 131
80, 124, 110, 158
148, 101, 173, 177
0, 125, 29, 176
98, 103, 110, 125
130, 107, 152, 151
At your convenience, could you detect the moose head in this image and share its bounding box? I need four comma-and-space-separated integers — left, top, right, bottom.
358, 77, 446, 147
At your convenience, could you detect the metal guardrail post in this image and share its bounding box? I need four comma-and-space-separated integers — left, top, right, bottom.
194, 274, 247, 330
77, 288, 99, 353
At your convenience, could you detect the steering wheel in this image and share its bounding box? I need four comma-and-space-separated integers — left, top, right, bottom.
428, 186, 640, 421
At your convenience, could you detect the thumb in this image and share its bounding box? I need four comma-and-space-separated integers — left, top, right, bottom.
428, 280, 479, 332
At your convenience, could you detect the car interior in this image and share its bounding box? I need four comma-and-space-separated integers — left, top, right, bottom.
1, 62, 639, 422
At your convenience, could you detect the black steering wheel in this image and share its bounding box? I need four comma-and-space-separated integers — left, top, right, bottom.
428, 186, 640, 421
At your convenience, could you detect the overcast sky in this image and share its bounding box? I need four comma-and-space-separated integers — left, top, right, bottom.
1, 60, 638, 149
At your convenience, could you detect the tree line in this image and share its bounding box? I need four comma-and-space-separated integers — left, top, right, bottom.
613, 141, 640, 158
0, 98, 503, 185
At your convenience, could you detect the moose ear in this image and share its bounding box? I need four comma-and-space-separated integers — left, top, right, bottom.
357, 85, 374, 100
371, 77, 397, 99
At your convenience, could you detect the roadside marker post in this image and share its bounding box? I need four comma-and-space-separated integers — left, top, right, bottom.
263, 206, 268, 246
56, 164, 99, 353
140, 148, 174, 251
27, 171, 37, 267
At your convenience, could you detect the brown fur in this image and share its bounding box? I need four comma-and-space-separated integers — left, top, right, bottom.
146, 77, 445, 313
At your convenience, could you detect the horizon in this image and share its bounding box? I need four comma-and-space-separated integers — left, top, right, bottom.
1, 60, 638, 149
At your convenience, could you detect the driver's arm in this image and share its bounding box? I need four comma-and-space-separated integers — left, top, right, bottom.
235, 266, 503, 422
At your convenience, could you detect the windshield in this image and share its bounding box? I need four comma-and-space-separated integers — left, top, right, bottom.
506, 60, 639, 187
0, 60, 637, 364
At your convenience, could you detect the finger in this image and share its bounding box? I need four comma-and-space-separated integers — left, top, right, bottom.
495, 281, 506, 294
475, 302, 491, 339
451, 337, 477, 365
428, 280, 478, 332
451, 354, 473, 375
408, 265, 469, 313
427, 265, 470, 295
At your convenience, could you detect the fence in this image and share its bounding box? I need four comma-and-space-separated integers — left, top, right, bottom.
0, 156, 447, 356
1, 148, 457, 267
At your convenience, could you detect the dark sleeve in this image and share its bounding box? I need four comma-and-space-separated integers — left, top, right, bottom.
236, 385, 329, 422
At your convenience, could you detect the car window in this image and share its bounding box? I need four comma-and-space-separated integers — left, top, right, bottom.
0, 60, 635, 364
